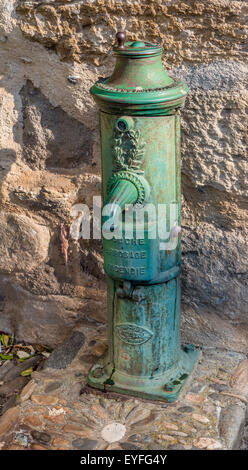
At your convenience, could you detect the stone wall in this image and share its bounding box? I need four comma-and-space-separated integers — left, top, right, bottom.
0, 1, 247, 350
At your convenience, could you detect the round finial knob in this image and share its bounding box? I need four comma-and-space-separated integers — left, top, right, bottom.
116, 32, 126, 49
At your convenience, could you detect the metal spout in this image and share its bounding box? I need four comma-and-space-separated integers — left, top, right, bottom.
102, 178, 138, 230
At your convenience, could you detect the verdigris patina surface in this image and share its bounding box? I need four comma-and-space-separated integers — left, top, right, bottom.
87, 33, 199, 401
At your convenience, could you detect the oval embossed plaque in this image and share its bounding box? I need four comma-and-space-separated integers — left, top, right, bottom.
115, 322, 153, 345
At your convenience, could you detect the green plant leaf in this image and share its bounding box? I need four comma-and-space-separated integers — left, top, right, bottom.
18, 355, 35, 362
0, 353, 14, 360
9, 334, 15, 346
21, 367, 33, 377
0, 334, 9, 347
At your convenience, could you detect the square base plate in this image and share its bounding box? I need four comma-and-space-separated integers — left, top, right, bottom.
88, 345, 200, 403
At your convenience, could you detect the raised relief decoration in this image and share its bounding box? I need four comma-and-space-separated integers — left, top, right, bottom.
112, 127, 145, 174
116, 322, 153, 345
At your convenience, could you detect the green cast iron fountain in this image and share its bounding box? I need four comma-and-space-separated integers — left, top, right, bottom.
87, 32, 199, 402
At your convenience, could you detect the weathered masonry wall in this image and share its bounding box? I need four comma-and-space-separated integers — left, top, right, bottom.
0, 1, 247, 350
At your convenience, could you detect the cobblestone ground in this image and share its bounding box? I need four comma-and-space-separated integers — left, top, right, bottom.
0, 326, 247, 451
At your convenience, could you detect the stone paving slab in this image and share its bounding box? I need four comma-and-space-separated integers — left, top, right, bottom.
0, 326, 247, 451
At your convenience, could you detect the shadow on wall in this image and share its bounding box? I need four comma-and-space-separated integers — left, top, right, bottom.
0, 73, 106, 347
19, 80, 105, 283
20, 80, 94, 171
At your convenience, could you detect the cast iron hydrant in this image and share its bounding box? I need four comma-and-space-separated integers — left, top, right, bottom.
88, 32, 199, 402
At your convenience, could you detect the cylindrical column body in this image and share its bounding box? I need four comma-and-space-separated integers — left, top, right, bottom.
101, 112, 181, 284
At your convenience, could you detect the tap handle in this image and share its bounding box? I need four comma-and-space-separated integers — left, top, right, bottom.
116, 32, 126, 49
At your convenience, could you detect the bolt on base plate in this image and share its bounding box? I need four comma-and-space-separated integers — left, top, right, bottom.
88, 345, 200, 403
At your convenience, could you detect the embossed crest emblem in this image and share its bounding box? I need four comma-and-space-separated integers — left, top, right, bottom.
115, 323, 153, 345
112, 128, 145, 174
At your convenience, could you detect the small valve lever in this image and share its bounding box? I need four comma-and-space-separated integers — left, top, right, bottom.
116, 31, 126, 49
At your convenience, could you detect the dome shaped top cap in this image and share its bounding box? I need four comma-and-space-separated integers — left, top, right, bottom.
90, 32, 188, 115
